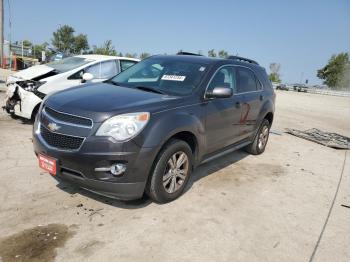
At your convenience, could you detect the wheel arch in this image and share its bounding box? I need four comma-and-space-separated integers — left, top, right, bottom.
31, 102, 42, 120
264, 111, 274, 126
163, 131, 198, 162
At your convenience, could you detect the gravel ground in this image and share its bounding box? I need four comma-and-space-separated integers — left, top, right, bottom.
0, 86, 349, 262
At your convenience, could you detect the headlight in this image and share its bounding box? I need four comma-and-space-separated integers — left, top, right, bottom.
21, 81, 46, 92
96, 112, 150, 141
23, 82, 36, 92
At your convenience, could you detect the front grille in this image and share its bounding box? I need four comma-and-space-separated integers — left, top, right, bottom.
44, 106, 92, 127
40, 124, 84, 150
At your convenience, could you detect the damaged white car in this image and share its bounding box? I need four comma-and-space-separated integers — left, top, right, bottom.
4, 55, 139, 120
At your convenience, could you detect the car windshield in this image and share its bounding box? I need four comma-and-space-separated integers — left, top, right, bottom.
109, 57, 209, 96
47, 57, 93, 73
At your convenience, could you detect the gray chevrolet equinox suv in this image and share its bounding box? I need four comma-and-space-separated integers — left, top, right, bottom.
33, 53, 275, 203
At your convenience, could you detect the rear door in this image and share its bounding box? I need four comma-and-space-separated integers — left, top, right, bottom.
236, 67, 264, 138
85, 60, 119, 82
205, 66, 244, 153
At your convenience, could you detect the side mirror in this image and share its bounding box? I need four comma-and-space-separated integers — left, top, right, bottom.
206, 87, 233, 99
82, 72, 94, 83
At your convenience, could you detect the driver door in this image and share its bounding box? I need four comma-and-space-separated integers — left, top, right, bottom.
205, 66, 244, 153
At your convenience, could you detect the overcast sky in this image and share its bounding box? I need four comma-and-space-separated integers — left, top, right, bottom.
4, 0, 350, 84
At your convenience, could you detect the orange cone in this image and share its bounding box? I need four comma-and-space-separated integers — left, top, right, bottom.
13, 55, 17, 71
2, 56, 6, 68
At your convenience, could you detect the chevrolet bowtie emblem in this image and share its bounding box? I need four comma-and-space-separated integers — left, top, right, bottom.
47, 122, 61, 132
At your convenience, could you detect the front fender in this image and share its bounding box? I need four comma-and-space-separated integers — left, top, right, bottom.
142, 110, 205, 154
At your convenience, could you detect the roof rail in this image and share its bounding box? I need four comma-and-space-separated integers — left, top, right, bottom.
176, 51, 203, 56
228, 56, 259, 65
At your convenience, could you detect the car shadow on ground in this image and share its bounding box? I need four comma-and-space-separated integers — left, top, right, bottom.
184, 149, 248, 194
5, 114, 34, 125
55, 180, 153, 210
55, 149, 249, 209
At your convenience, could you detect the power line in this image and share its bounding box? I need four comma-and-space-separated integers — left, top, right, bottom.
7, 0, 11, 42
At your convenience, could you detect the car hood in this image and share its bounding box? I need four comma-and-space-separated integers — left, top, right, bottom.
45, 83, 183, 122
8, 65, 55, 83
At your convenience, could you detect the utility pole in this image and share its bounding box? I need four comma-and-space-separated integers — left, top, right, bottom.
0, 0, 4, 67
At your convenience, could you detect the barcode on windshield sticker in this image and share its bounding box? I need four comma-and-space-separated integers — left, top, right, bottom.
161, 75, 186, 81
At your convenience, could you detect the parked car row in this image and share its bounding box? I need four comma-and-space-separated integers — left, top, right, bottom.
4, 55, 139, 120
292, 83, 308, 92
272, 82, 309, 92
4, 53, 275, 203
271, 82, 289, 91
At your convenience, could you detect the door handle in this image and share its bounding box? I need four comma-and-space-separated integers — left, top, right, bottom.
260, 95, 264, 101
235, 101, 241, 108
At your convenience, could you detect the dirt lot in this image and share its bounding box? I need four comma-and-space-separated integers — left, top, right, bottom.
0, 87, 349, 262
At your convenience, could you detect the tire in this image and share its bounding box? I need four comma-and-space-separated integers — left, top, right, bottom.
244, 119, 271, 155
146, 139, 193, 203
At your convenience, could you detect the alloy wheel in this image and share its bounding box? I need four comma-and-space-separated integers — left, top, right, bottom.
163, 151, 189, 194
258, 125, 269, 150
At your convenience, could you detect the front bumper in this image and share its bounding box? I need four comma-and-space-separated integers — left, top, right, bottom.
33, 121, 159, 200
4, 84, 42, 119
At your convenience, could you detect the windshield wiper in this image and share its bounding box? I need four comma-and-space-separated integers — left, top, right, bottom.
134, 86, 165, 94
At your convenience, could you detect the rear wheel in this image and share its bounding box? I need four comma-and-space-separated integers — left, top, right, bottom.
146, 139, 193, 203
244, 119, 270, 155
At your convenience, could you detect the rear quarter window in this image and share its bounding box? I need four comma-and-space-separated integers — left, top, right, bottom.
237, 67, 257, 93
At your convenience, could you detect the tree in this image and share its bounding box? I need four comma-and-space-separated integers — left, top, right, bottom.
33, 42, 50, 61
140, 52, 150, 59
338, 63, 350, 89
218, 50, 229, 59
125, 53, 138, 58
52, 25, 75, 53
269, 63, 281, 83
22, 40, 32, 47
74, 34, 89, 54
208, 49, 217, 57
52, 25, 89, 54
93, 40, 117, 56
317, 52, 350, 89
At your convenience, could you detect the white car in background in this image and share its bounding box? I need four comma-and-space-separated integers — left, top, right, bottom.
4, 55, 139, 120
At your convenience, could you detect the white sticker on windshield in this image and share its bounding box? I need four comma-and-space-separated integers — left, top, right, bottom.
199, 66, 206, 71
161, 75, 186, 81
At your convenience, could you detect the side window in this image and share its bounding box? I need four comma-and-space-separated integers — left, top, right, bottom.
85, 63, 101, 79
100, 60, 118, 78
237, 68, 257, 93
68, 70, 84, 80
256, 77, 263, 90
120, 60, 137, 71
208, 66, 236, 91
85, 61, 118, 79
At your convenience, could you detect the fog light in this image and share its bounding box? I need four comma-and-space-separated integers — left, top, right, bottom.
94, 163, 126, 176
110, 163, 126, 176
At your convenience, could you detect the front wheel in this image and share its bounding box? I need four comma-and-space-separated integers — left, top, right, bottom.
244, 119, 271, 155
146, 139, 193, 203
